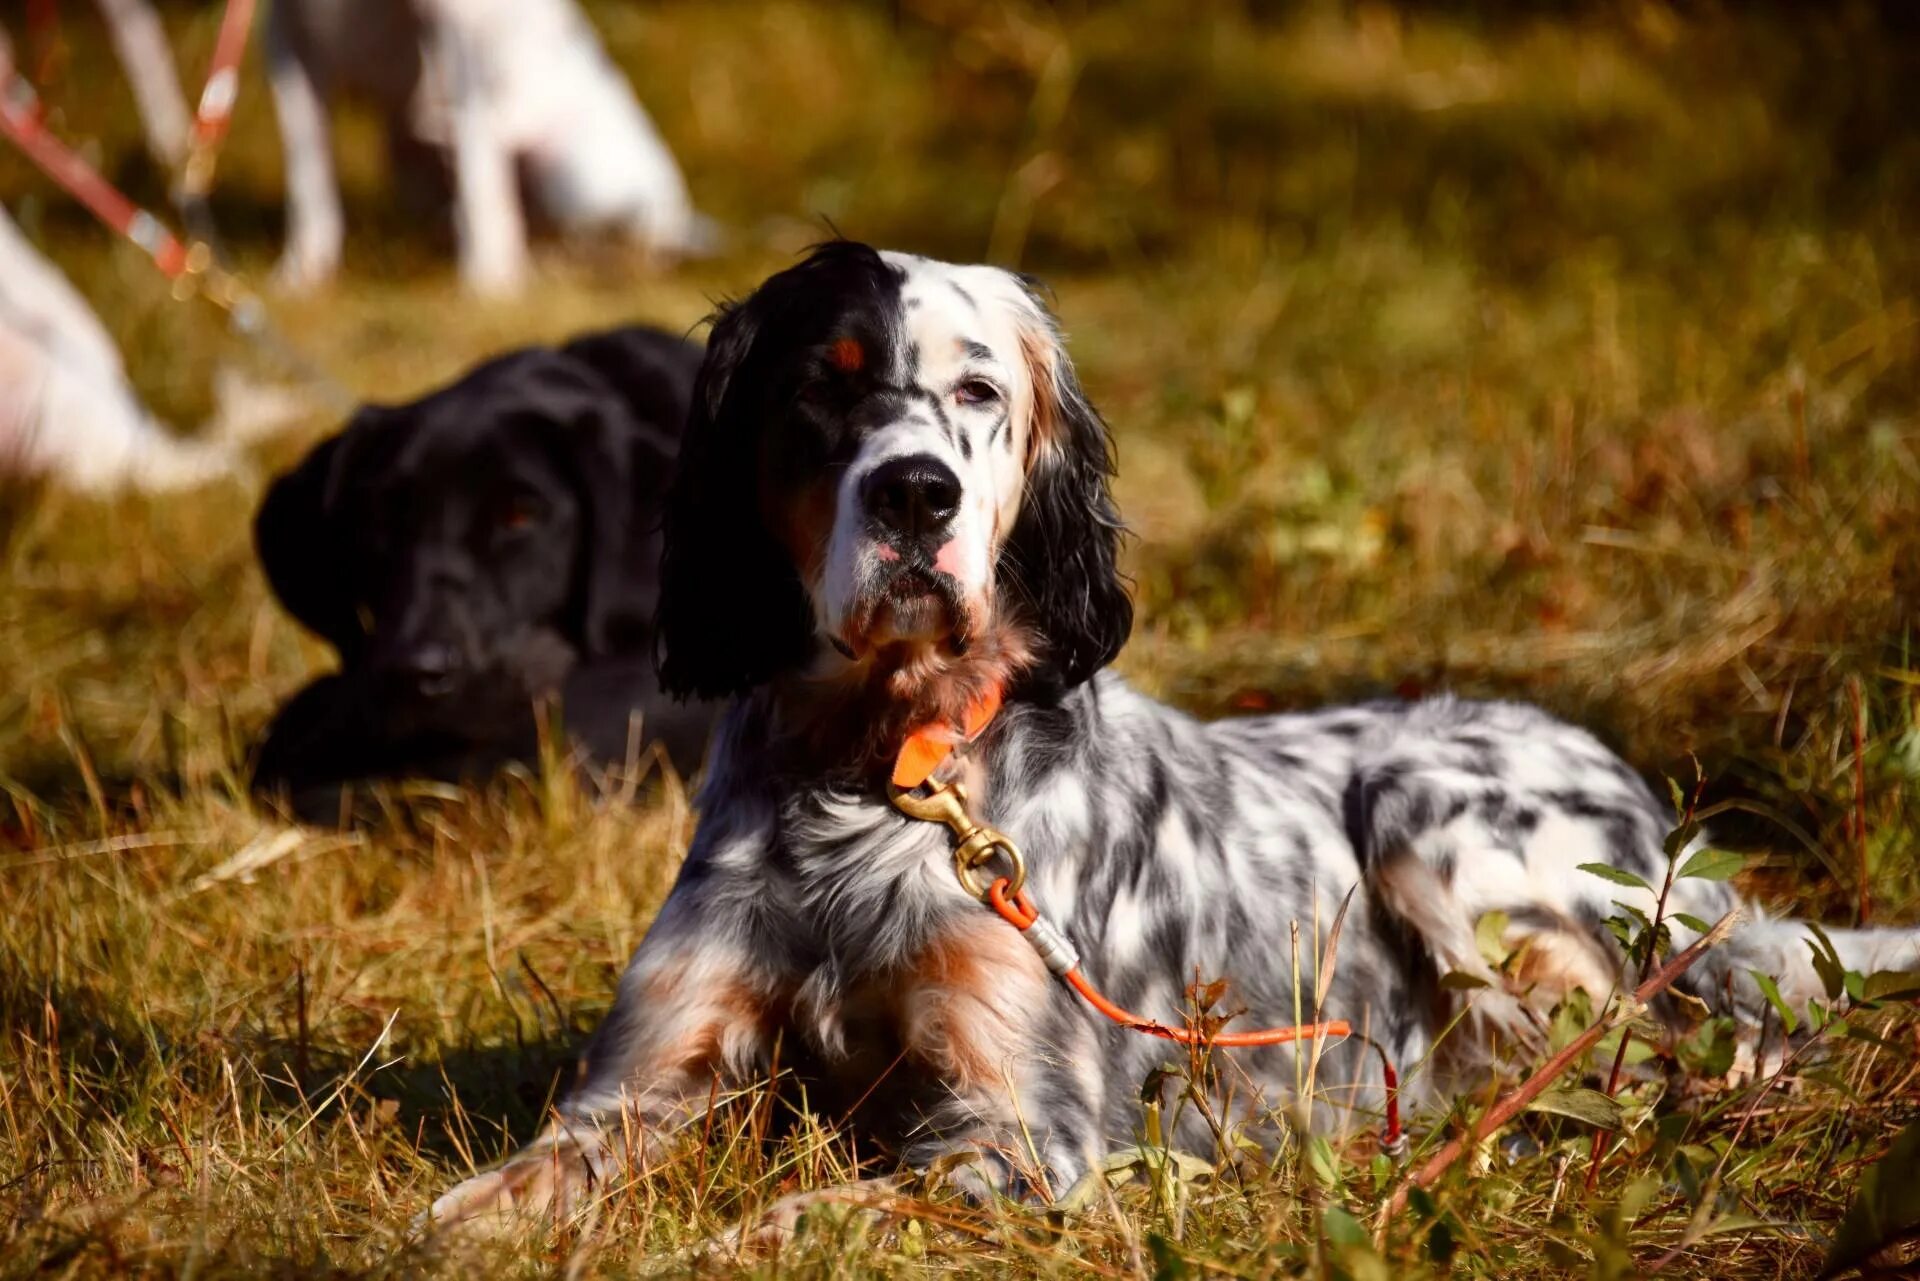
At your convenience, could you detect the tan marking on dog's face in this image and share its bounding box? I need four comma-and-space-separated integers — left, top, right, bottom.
764, 462, 839, 591
830, 336, 865, 373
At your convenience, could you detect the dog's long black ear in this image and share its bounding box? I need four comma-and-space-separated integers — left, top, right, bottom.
550, 339, 696, 658
655, 298, 818, 700
255, 426, 368, 661
563, 402, 668, 659
1000, 293, 1134, 694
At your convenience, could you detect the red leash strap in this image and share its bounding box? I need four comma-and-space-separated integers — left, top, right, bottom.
1, 0, 257, 265
0, 72, 190, 277
180, 0, 256, 197
0, 14, 359, 416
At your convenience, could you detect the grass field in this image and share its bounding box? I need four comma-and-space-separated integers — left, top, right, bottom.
4, 1, 1920, 1275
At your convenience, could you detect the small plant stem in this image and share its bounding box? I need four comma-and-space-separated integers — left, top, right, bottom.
1582, 1022, 1637, 1197
1375, 909, 1740, 1242
1584, 773, 1704, 1196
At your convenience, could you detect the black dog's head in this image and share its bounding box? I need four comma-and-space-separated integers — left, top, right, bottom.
656, 243, 1132, 749
257, 328, 697, 717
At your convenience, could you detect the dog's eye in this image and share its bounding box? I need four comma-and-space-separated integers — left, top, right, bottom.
497, 496, 545, 533
955, 378, 1001, 406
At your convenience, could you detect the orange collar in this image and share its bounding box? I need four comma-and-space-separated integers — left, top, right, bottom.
890, 684, 1004, 789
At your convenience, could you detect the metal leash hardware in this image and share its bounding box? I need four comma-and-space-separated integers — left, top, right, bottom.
887, 776, 1027, 900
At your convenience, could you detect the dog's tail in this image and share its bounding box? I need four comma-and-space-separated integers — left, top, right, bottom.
1676, 907, 1920, 1022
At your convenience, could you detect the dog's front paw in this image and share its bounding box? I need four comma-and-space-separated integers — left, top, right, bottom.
421, 1139, 604, 1234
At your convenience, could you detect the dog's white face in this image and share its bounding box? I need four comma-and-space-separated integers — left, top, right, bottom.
812, 253, 1053, 663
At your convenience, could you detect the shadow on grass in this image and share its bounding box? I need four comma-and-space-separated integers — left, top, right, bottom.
0, 958, 583, 1173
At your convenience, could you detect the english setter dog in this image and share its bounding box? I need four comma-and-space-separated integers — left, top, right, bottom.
430, 242, 1918, 1225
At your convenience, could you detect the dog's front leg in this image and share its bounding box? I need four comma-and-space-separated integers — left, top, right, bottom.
426, 899, 778, 1229
893, 910, 1107, 1204
427, 23, 528, 295
265, 8, 343, 292
94, 0, 191, 170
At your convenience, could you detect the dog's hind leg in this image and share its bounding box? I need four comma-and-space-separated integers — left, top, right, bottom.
1349, 717, 1918, 1085
1675, 914, 1920, 1019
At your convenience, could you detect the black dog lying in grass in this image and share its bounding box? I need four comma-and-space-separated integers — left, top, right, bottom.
251, 326, 714, 823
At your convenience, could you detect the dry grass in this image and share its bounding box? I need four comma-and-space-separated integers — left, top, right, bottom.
3, 1, 1919, 1276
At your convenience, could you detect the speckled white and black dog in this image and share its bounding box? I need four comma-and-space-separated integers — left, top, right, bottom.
429, 242, 1919, 1225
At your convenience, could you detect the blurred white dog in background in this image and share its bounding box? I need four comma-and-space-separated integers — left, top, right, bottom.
0, 22, 236, 494
0, 206, 238, 494
269, 0, 713, 295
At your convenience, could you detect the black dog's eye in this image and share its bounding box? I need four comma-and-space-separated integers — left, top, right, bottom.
955, 378, 1001, 407
497, 495, 546, 534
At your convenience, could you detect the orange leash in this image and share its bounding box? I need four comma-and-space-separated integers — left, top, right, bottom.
890, 690, 1406, 1153
985, 876, 1404, 1150
892, 685, 1002, 789
986, 880, 1350, 1047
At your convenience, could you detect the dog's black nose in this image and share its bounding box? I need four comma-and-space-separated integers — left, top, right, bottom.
862, 454, 961, 541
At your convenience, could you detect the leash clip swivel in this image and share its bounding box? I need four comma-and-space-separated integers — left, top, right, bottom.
888, 776, 1027, 901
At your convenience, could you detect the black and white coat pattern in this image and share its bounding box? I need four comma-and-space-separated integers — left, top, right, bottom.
430, 243, 1920, 1224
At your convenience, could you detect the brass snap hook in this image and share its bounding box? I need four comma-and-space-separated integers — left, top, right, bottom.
887, 777, 974, 832
954, 832, 1026, 900
888, 778, 1027, 900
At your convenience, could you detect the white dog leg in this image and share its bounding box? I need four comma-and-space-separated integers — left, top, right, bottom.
93, 0, 192, 170
432, 26, 528, 296
267, 7, 344, 291
0, 211, 233, 493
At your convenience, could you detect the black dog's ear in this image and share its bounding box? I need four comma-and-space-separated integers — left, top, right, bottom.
561, 327, 701, 433
549, 336, 699, 658
1000, 291, 1134, 693
564, 408, 664, 658
654, 297, 818, 700
255, 424, 370, 660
